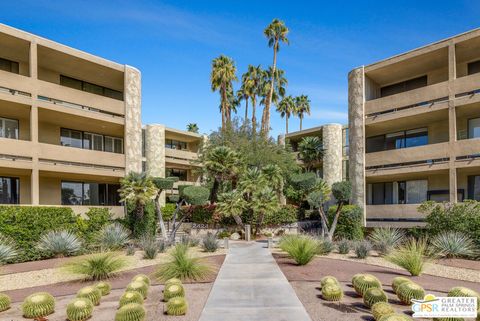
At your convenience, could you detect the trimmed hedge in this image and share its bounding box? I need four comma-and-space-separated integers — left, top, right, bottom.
124, 201, 157, 237
264, 205, 298, 226
327, 205, 364, 240
161, 204, 176, 221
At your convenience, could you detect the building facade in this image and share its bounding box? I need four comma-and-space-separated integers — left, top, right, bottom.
348, 28, 480, 227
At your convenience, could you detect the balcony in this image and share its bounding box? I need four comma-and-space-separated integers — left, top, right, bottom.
366, 204, 426, 227
165, 148, 199, 166
0, 70, 33, 104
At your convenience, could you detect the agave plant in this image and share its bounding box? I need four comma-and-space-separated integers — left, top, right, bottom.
431, 232, 478, 259
202, 233, 219, 253
138, 235, 159, 260
0, 293, 11, 312
0, 234, 17, 264
21, 292, 55, 319
363, 287, 388, 308
396, 282, 425, 305
166, 296, 188, 316
95, 281, 111, 296
371, 301, 395, 321
354, 240, 372, 259
66, 298, 94, 321
321, 284, 343, 301
37, 230, 82, 258
76, 286, 102, 306
62, 252, 130, 280
119, 291, 144, 308
126, 281, 148, 299
96, 223, 130, 251
115, 303, 146, 321
369, 228, 405, 255
386, 238, 429, 276
164, 283, 185, 301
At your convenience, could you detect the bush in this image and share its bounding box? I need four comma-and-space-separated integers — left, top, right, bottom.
161, 203, 177, 221
430, 231, 478, 258
124, 201, 157, 237
202, 233, 219, 252
0, 234, 17, 264
76, 208, 112, 246
317, 237, 334, 255
36, 230, 82, 258
126, 243, 136, 256
63, 252, 130, 280
217, 230, 231, 239
336, 239, 350, 254
327, 205, 364, 240
138, 235, 159, 260
154, 244, 212, 281
182, 186, 210, 205
96, 223, 130, 251
354, 240, 372, 259
386, 238, 429, 276
190, 205, 216, 224
369, 228, 405, 255
180, 235, 200, 247
263, 204, 298, 226
279, 234, 319, 265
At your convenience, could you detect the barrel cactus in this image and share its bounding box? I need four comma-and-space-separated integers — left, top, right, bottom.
321, 284, 344, 301
95, 281, 112, 296
0, 293, 11, 312
76, 286, 102, 306
119, 291, 144, 308
378, 314, 412, 321
448, 287, 480, 309
66, 298, 94, 321
126, 281, 148, 299
22, 292, 55, 319
391, 276, 411, 293
132, 274, 151, 287
164, 283, 185, 301
165, 278, 182, 288
115, 303, 146, 321
353, 274, 382, 296
166, 296, 188, 316
320, 276, 339, 288
396, 282, 425, 305
364, 287, 388, 308
371, 302, 395, 320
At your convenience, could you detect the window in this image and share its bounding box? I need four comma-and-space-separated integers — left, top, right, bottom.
343, 128, 349, 156
61, 128, 83, 148
366, 128, 428, 153
0, 117, 19, 139
468, 118, 480, 139
0, 177, 19, 204
0, 57, 19, 74
60, 75, 123, 100
405, 128, 428, 148
166, 168, 188, 181
61, 128, 123, 153
367, 180, 427, 205
468, 175, 480, 201
369, 182, 393, 205
380, 75, 427, 97
166, 139, 187, 150
406, 180, 427, 204
105, 136, 123, 154
83, 133, 104, 151
468, 60, 480, 75
61, 181, 120, 205
385, 131, 404, 150
366, 135, 385, 153
342, 160, 349, 181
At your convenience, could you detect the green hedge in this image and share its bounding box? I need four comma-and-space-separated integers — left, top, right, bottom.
124, 201, 157, 237
161, 203, 176, 221
327, 205, 364, 240
264, 205, 298, 226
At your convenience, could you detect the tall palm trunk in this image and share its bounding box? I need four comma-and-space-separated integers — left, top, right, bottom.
300, 115, 303, 130
262, 40, 278, 136
251, 97, 257, 135
221, 83, 227, 130
244, 99, 249, 124
209, 177, 220, 203
286, 115, 289, 134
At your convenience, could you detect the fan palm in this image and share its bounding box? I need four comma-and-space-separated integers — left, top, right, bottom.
276, 95, 295, 134
210, 55, 237, 131
251, 187, 279, 236
238, 167, 263, 198
298, 136, 324, 172
261, 164, 283, 193
262, 18, 289, 136
241, 65, 264, 134
215, 191, 247, 227
186, 123, 199, 133
295, 95, 311, 130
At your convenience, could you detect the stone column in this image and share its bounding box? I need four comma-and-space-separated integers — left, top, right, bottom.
322, 124, 343, 186
124, 66, 143, 174
30, 40, 39, 205
448, 42, 458, 203
277, 134, 286, 147
145, 124, 166, 205
348, 67, 366, 225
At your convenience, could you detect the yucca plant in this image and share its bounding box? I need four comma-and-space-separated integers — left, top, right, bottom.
391, 276, 411, 294
166, 296, 188, 316
321, 284, 344, 301
386, 238, 429, 276
371, 302, 395, 321
62, 252, 129, 280
320, 276, 339, 288
95, 281, 111, 296
126, 281, 148, 299
119, 291, 144, 308
279, 234, 319, 265
154, 244, 212, 281
96, 223, 130, 251
164, 283, 185, 301
369, 228, 405, 256
336, 239, 350, 254
352, 274, 382, 296
22, 292, 55, 319
431, 232, 478, 259
363, 287, 388, 308
0, 293, 11, 312
131, 274, 151, 287
76, 286, 102, 306
36, 230, 82, 258
66, 298, 94, 321
354, 240, 372, 259
396, 282, 425, 305
0, 234, 17, 264
115, 303, 146, 321
378, 314, 412, 321
202, 233, 219, 252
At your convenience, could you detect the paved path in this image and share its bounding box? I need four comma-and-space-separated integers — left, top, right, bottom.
199, 241, 312, 321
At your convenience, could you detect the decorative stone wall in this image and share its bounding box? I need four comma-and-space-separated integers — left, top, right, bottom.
322, 124, 343, 186
348, 67, 366, 223
124, 65, 143, 174
145, 124, 166, 177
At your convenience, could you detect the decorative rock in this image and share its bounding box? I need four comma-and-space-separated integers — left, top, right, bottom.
230, 233, 240, 240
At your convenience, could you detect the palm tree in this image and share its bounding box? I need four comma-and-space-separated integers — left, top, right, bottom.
260, 67, 287, 132
276, 95, 295, 134
241, 65, 263, 134
215, 191, 246, 227
262, 18, 289, 136
298, 136, 324, 172
187, 123, 199, 133
211, 55, 238, 131
236, 86, 249, 123
295, 94, 311, 130
251, 187, 279, 236
260, 164, 283, 193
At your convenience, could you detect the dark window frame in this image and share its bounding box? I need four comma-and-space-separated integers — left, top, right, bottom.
60, 127, 123, 154
366, 127, 428, 153
61, 181, 121, 206
60, 75, 123, 101
0, 57, 19, 74
380, 75, 428, 98
0, 116, 19, 140
0, 176, 19, 204
467, 60, 480, 76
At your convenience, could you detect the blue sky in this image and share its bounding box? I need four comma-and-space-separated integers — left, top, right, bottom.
1, 1, 480, 137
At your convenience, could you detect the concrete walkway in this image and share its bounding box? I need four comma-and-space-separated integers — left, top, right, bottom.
199, 242, 312, 321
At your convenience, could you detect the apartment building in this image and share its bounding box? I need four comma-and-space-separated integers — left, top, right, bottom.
348, 28, 480, 227
279, 124, 349, 185
0, 23, 142, 217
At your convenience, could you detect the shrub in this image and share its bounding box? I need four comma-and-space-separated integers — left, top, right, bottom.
0, 234, 17, 264
76, 286, 102, 306
431, 231, 478, 258
202, 233, 219, 252
125, 200, 157, 237
63, 252, 129, 280
336, 239, 350, 254
95, 281, 111, 296
154, 244, 212, 281
320, 276, 339, 288
161, 203, 177, 221
182, 186, 210, 205
396, 282, 425, 305
391, 276, 411, 294
180, 235, 200, 247
96, 223, 130, 251
363, 287, 388, 308
317, 237, 334, 255
217, 230, 231, 239
36, 230, 82, 258
352, 274, 381, 296
21, 292, 55, 319
369, 228, 405, 255
327, 205, 364, 240
76, 208, 112, 246
66, 298, 94, 321
115, 303, 146, 321
190, 205, 216, 224
126, 281, 148, 299
279, 234, 319, 265
164, 283, 185, 301
321, 284, 343, 301
371, 302, 395, 321
119, 291, 144, 308
126, 243, 136, 256
386, 238, 429, 276
132, 274, 151, 286
263, 204, 298, 226
138, 235, 159, 260
0, 293, 11, 312
354, 240, 372, 259
166, 296, 188, 316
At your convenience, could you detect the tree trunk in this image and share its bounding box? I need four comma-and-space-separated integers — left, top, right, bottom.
328, 203, 344, 241
169, 201, 186, 243
233, 214, 244, 228
154, 193, 168, 240
255, 212, 265, 237
252, 98, 257, 135
262, 40, 278, 136
244, 99, 249, 124
209, 178, 220, 203
300, 115, 303, 130
317, 207, 329, 239
221, 83, 227, 131
286, 116, 289, 134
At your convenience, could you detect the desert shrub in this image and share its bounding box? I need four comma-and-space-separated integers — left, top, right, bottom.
36, 230, 82, 258
430, 231, 478, 258
138, 235, 159, 259
263, 204, 298, 226
124, 201, 157, 237
336, 239, 350, 254
154, 244, 212, 281
76, 208, 112, 246
202, 233, 219, 252
63, 252, 129, 280
0, 234, 17, 264
217, 230, 231, 239
354, 240, 372, 259
279, 234, 319, 265
369, 228, 405, 255
180, 235, 200, 247
317, 237, 334, 255
190, 205, 216, 224
126, 243, 136, 256
327, 205, 364, 240
386, 238, 429, 276
182, 186, 210, 205
161, 203, 176, 221
96, 223, 130, 250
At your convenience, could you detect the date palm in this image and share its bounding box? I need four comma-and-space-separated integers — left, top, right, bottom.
187, 123, 199, 133
262, 18, 289, 136
211, 55, 237, 131
241, 65, 263, 134
295, 95, 311, 130
276, 95, 295, 134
